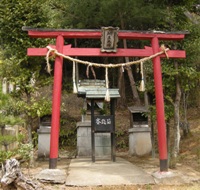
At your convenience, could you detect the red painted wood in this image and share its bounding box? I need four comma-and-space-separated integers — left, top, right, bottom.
28, 30, 185, 40
28, 47, 186, 58
49, 35, 64, 169
152, 37, 168, 171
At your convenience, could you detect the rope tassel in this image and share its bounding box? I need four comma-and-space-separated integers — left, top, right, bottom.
139, 62, 145, 92
105, 67, 110, 102
73, 61, 77, 93
86, 64, 96, 79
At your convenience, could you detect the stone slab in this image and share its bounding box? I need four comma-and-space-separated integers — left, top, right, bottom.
65, 157, 155, 186
36, 169, 66, 184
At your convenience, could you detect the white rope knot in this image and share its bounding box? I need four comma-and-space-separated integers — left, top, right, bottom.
161, 44, 169, 59
122, 64, 125, 72
46, 46, 58, 74
86, 63, 96, 79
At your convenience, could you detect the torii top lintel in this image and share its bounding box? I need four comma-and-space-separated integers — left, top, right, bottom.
23, 27, 188, 40
23, 27, 187, 58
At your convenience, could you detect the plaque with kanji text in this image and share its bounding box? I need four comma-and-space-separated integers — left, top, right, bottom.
94, 115, 114, 132
101, 27, 119, 53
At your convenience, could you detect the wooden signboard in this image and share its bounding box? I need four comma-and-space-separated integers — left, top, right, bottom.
94, 115, 114, 132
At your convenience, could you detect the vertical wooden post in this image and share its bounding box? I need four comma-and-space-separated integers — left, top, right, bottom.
49, 35, 64, 169
151, 37, 168, 172
110, 99, 116, 162
91, 99, 95, 162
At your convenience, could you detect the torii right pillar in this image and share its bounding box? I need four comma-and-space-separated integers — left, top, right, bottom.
152, 37, 168, 171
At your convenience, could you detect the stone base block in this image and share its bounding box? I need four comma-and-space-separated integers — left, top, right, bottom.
37, 127, 51, 158
129, 127, 152, 156
77, 121, 111, 157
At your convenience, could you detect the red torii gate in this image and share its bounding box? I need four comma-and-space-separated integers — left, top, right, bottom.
23, 27, 187, 171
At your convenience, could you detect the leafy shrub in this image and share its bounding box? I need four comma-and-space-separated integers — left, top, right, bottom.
17, 143, 33, 161
0, 150, 15, 165
0, 135, 16, 147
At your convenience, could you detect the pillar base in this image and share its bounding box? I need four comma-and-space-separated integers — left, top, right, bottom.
153, 170, 175, 179
49, 158, 57, 169
160, 159, 168, 172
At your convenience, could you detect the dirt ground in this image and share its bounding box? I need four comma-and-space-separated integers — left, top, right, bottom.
18, 150, 200, 190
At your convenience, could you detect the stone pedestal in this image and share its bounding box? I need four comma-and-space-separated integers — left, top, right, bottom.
129, 126, 152, 156
37, 126, 51, 158
77, 121, 111, 157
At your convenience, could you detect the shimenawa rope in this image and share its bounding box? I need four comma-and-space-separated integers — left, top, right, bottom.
46, 45, 169, 101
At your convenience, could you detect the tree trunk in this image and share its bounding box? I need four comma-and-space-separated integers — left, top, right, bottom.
182, 92, 190, 137
26, 92, 32, 144
171, 62, 181, 168
166, 121, 171, 164
119, 10, 141, 106
25, 91, 35, 167
124, 62, 141, 106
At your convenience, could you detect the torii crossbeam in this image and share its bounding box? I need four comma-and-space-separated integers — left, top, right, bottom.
23, 27, 187, 171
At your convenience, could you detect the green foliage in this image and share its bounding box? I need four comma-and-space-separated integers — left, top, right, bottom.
99, 103, 109, 115
0, 0, 50, 57
0, 132, 32, 164
59, 126, 77, 148
48, 0, 167, 30
80, 108, 87, 115
59, 117, 77, 147
0, 143, 33, 165
17, 143, 33, 161
0, 0, 54, 143
115, 129, 128, 150
0, 150, 15, 164
18, 133, 26, 143
16, 97, 52, 118
0, 135, 16, 146
0, 84, 24, 126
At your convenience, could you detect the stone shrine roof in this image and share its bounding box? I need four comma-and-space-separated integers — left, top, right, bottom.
77, 79, 120, 99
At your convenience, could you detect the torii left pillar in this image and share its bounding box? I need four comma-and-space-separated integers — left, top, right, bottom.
49, 35, 64, 168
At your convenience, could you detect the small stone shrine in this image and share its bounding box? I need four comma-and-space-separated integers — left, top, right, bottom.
76, 79, 120, 161
128, 106, 152, 156
37, 115, 51, 159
